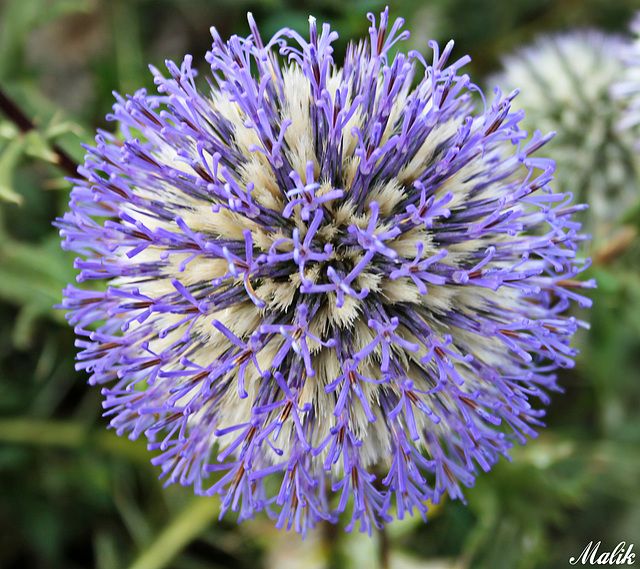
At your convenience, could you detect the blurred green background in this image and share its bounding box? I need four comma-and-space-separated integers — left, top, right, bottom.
1, 0, 639, 568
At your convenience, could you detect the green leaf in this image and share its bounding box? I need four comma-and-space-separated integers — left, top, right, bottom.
43, 117, 84, 140
24, 130, 58, 163
0, 135, 27, 204
12, 302, 44, 349
0, 234, 77, 345
127, 498, 220, 569
0, 121, 19, 139
0, 418, 150, 462
0, 418, 85, 447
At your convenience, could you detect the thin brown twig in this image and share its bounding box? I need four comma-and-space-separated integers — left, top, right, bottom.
0, 85, 80, 178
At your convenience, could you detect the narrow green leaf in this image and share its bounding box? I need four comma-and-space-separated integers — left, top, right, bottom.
12, 302, 43, 349
0, 121, 19, 139
0, 418, 85, 447
24, 130, 58, 163
127, 498, 220, 569
0, 135, 26, 204
0, 418, 150, 462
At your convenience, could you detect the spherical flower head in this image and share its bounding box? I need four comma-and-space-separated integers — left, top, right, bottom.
492, 31, 640, 239
57, 9, 593, 535
614, 13, 640, 148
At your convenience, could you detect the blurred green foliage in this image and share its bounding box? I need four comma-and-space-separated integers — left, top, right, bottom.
0, 0, 639, 568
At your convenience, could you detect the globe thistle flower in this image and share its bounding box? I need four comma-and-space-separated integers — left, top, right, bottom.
57, 9, 593, 535
492, 31, 640, 238
614, 14, 640, 147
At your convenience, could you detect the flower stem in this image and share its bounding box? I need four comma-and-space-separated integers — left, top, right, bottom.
378, 524, 390, 569
321, 520, 343, 569
0, 85, 80, 177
